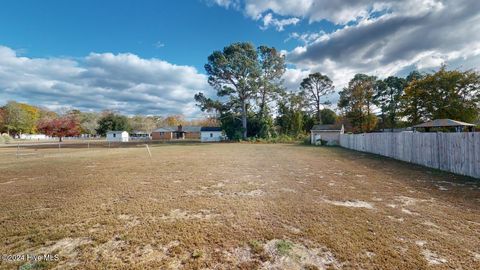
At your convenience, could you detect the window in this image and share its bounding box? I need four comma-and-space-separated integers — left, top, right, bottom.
113, 133, 116, 138
210, 133, 213, 137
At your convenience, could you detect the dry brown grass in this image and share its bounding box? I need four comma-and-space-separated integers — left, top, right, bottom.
0, 143, 479, 269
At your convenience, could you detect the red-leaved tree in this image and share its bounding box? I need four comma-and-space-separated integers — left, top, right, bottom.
37, 116, 80, 142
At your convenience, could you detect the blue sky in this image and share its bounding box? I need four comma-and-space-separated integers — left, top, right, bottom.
0, 0, 336, 70
0, 0, 479, 116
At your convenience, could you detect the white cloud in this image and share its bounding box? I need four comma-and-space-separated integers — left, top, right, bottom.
281, 68, 310, 90
287, 0, 480, 85
286, 31, 327, 44
223, 0, 387, 24
154, 41, 165, 48
209, 0, 480, 93
260, 13, 299, 31
236, 0, 447, 25
0, 46, 211, 116
205, 0, 240, 9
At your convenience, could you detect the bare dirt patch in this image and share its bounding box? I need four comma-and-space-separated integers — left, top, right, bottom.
262, 239, 341, 269
17, 237, 92, 269
222, 239, 341, 269
321, 198, 374, 209
159, 209, 219, 221
415, 240, 448, 265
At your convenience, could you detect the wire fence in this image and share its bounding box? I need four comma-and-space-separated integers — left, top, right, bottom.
0, 139, 202, 159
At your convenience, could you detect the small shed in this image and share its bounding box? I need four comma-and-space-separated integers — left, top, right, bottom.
412, 119, 475, 132
106, 131, 129, 142
310, 124, 344, 145
201, 127, 223, 142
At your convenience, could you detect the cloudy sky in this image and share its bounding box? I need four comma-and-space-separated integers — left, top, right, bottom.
1, 0, 479, 117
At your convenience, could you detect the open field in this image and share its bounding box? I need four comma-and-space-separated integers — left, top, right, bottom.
0, 143, 479, 269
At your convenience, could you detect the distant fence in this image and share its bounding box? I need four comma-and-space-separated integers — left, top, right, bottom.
339, 132, 480, 179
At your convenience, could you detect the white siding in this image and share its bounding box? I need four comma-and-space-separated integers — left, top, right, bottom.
106, 131, 129, 142
20, 134, 49, 140
201, 131, 222, 142
311, 131, 341, 145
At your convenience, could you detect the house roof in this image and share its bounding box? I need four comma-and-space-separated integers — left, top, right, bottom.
106, 130, 128, 134
201, 127, 222, 132
152, 126, 202, 133
153, 127, 175, 132
311, 124, 344, 131
131, 130, 149, 134
412, 119, 475, 128
183, 126, 202, 132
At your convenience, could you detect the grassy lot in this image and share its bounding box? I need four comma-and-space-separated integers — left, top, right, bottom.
0, 143, 479, 269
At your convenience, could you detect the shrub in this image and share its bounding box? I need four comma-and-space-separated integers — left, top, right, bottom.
0, 134, 13, 144
241, 133, 308, 144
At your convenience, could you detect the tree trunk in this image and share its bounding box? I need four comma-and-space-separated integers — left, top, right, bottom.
241, 101, 247, 139
259, 89, 267, 119
316, 101, 322, 124
366, 101, 371, 132
380, 112, 385, 131
390, 112, 395, 132
59, 136, 63, 142
259, 102, 265, 120
258, 92, 269, 139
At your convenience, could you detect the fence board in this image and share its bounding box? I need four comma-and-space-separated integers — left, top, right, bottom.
340, 132, 480, 179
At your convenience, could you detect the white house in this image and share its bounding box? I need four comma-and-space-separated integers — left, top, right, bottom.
19, 134, 49, 140
310, 124, 344, 145
106, 131, 129, 142
200, 127, 223, 142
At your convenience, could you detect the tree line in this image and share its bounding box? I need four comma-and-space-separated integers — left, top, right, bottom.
338, 66, 480, 132
0, 102, 217, 141
195, 42, 480, 138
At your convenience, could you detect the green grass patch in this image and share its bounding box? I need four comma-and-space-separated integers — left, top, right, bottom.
275, 240, 293, 256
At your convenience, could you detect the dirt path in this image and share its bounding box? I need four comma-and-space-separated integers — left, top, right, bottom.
0, 144, 478, 269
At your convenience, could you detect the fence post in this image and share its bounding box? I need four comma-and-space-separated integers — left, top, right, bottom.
58, 143, 61, 151
145, 144, 152, 158
16, 143, 19, 158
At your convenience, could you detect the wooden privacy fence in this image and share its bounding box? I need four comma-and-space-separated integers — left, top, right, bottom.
339, 132, 480, 179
